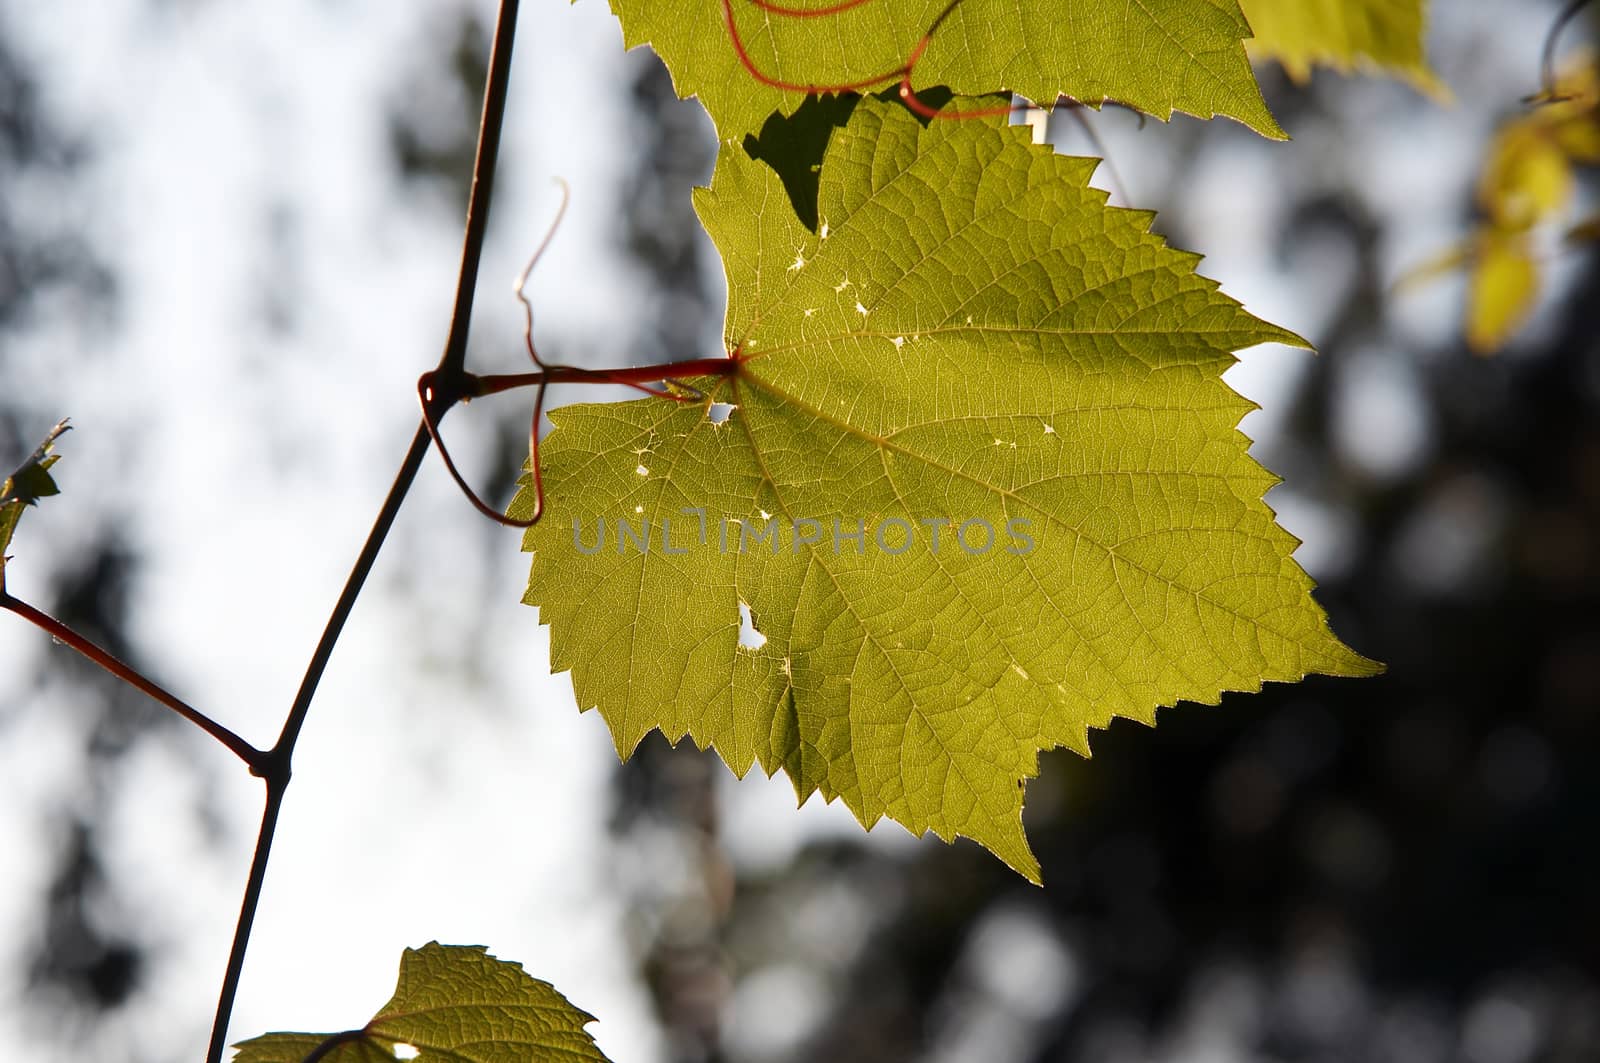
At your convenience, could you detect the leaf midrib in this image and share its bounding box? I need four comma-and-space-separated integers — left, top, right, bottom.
729, 373, 1008, 826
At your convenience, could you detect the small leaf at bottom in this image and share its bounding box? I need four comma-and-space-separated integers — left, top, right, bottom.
232, 943, 612, 1062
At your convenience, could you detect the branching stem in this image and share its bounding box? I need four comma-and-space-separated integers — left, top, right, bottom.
0, 591, 264, 767
202, 1, 525, 1059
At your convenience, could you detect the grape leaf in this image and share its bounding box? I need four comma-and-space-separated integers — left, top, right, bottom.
600, 0, 1284, 143
232, 943, 611, 1062
514, 97, 1379, 882
1239, 0, 1444, 97
1, 419, 70, 594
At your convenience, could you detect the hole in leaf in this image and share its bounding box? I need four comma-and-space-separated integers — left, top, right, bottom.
738, 601, 767, 651
393, 1045, 420, 1060
708, 402, 736, 425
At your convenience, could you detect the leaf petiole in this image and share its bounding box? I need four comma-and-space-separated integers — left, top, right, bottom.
464, 357, 743, 399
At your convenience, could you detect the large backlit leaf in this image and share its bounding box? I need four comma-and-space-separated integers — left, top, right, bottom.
1239, 0, 1444, 96
515, 97, 1378, 881
232, 944, 611, 1062
600, 0, 1284, 142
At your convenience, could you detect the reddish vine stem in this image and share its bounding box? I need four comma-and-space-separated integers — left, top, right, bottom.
466, 359, 742, 397
418, 358, 739, 529
720, 0, 1020, 120
417, 168, 743, 529
202, 1, 524, 1060
0, 591, 263, 767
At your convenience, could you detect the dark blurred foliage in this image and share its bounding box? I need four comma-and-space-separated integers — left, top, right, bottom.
0, 12, 170, 1048
0, 22, 112, 457
606, 51, 734, 1063
617, 55, 720, 368
386, 9, 490, 212
604, 18, 1600, 1063
7, 488, 170, 1032
29, 819, 144, 1013
21, 541, 162, 1025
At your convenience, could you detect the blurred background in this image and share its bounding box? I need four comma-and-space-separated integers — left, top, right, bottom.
0, 1, 1596, 1061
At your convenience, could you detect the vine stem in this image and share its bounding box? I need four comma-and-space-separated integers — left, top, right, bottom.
466, 357, 742, 397
1537, 0, 1596, 102
203, 0, 523, 1059
0, 591, 263, 767
719, 0, 1020, 120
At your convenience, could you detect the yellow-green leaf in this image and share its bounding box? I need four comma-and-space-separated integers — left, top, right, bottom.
1240, 0, 1445, 97
232, 944, 611, 1063
1480, 122, 1575, 229
1467, 232, 1538, 354
601, 0, 1284, 142
1400, 55, 1600, 354
515, 98, 1378, 882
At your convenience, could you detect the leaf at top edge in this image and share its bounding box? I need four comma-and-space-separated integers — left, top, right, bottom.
514, 96, 1380, 883
1, 419, 71, 591
1239, 0, 1447, 99
601, 0, 1284, 144
232, 943, 612, 1063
